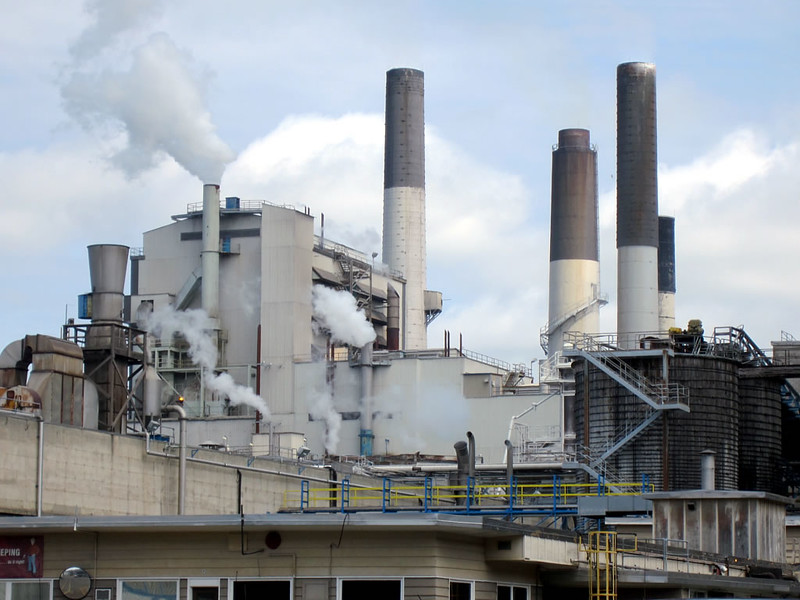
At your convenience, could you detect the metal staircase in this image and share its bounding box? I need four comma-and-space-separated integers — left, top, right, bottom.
563, 332, 690, 468
540, 287, 608, 355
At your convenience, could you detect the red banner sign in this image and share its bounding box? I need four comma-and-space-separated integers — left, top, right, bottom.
0, 536, 44, 578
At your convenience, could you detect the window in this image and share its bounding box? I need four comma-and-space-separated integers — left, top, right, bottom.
497, 585, 528, 600
0, 582, 52, 600
450, 581, 471, 600
232, 581, 290, 600
119, 581, 178, 600
340, 579, 401, 600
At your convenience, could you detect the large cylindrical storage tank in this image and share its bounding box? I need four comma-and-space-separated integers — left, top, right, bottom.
738, 376, 782, 493
574, 354, 740, 491
547, 128, 600, 356
616, 62, 659, 348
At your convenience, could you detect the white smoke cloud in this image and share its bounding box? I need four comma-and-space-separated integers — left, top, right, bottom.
308, 385, 342, 454
145, 306, 269, 417
61, 1, 234, 182
311, 284, 376, 348
69, 0, 165, 61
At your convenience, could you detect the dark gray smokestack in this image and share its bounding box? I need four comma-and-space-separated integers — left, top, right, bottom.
384, 68, 425, 189
616, 62, 659, 346
616, 62, 658, 248
382, 68, 427, 350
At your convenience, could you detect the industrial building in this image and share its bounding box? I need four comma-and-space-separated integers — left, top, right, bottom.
1, 62, 799, 599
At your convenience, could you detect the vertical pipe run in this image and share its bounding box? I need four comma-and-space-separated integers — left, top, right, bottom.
202, 184, 221, 321
616, 62, 659, 348
359, 343, 374, 456
548, 128, 600, 356
382, 68, 427, 350
168, 404, 187, 515
386, 285, 400, 351
701, 450, 716, 491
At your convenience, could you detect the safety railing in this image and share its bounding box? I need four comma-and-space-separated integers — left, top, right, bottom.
282, 475, 655, 517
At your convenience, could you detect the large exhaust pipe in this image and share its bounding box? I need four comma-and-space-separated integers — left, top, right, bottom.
202, 183, 221, 322
546, 128, 601, 356
616, 62, 659, 348
382, 68, 427, 350
658, 215, 676, 332
87, 244, 129, 323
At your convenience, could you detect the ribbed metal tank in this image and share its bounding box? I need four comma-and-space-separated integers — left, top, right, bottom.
667, 355, 739, 490
738, 376, 782, 492
574, 354, 741, 491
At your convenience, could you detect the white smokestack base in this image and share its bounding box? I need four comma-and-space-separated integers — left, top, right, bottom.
617, 246, 659, 348
202, 183, 220, 321
382, 68, 427, 350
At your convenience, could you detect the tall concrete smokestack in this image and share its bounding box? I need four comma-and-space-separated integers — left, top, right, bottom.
658, 215, 676, 332
202, 183, 220, 322
616, 62, 659, 348
546, 129, 601, 356
382, 68, 427, 350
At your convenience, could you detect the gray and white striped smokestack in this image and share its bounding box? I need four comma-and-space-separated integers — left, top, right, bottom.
658, 215, 676, 332
202, 183, 220, 322
382, 68, 427, 350
616, 62, 659, 348
547, 129, 600, 356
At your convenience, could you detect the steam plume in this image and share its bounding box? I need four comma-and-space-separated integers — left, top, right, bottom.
146, 306, 269, 417
63, 0, 234, 182
309, 385, 342, 453
311, 285, 376, 347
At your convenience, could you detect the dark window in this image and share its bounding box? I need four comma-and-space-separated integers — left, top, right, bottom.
450, 581, 471, 600
192, 588, 217, 600
341, 580, 401, 600
498, 585, 527, 600
232, 581, 291, 600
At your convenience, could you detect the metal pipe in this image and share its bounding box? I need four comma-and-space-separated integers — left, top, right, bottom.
504, 440, 514, 489
37, 416, 44, 517
166, 404, 187, 515
202, 184, 221, 321
466, 431, 475, 479
359, 343, 374, 456
701, 450, 716, 490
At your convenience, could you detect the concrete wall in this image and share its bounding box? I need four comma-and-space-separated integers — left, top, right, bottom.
0, 410, 375, 517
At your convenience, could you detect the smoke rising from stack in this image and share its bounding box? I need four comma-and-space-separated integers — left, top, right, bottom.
62, 0, 234, 183
308, 385, 342, 453
145, 306, 269, 417
311, 285, 376, 348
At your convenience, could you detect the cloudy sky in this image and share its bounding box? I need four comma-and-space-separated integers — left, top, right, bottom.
2, 0, 799, 366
